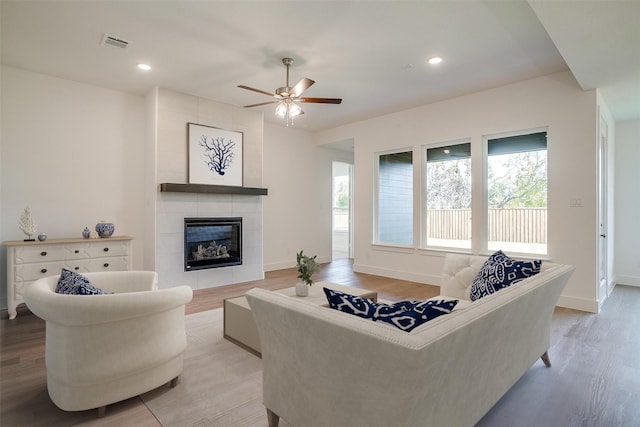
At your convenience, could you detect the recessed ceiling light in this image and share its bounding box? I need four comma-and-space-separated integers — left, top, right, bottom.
427, 57, 443, 65
137, 63, 151, 71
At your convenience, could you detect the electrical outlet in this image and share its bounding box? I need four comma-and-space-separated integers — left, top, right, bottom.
570, 198, 583, 207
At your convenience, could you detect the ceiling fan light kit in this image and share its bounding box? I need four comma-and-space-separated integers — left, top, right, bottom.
238, 57, 342, 127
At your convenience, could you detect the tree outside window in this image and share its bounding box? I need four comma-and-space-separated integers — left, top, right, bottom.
424, 142, 472, 249
487, 132, 548, 255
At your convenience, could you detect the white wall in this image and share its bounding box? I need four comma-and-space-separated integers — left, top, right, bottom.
316, 70, 600, 312
262, 123, 353, 271
615, 119, 640, 286
0, 66, 146, 309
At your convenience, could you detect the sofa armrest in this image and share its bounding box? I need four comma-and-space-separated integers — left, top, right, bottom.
440, 253, 561, 301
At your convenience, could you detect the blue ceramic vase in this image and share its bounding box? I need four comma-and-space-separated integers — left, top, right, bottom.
95, 221, 115, 238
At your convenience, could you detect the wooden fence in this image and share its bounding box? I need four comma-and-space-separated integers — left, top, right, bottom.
426, 208, 547, 244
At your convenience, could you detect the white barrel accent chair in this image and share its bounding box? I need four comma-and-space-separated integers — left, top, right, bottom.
24, 271, 193, 417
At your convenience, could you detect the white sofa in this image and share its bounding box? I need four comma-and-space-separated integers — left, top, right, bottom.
24, 271, 193, 416
246, 253, 574, 427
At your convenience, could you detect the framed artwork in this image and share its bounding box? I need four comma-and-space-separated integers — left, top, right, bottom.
188, 123, 243, 187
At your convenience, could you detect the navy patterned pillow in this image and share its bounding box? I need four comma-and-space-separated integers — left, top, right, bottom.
373, 298, 459, 332
55, 269, 105, 295
323, 288, 458, 332
323, 287, 378, 319
469, 250, 541, 301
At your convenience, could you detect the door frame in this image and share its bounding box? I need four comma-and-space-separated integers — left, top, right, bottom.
598, 116, 610, 303
332, 161, 354, 259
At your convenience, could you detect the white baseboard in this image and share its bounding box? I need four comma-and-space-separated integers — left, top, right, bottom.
615, 275, 640, 287
352, 263, 440, 286
556, 294, 599, 313
263, 261, 294, 272
264, 256, 332, 273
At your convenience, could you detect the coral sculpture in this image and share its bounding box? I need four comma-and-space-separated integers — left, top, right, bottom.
18, 206, 38, 241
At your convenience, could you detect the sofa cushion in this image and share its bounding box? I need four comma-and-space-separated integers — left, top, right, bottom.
55, 269, 105, 295
469, 250, 541, 301
323, 288, 458, 332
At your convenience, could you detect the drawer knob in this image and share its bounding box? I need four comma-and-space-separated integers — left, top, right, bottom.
40, 268, 47, 274
103, 247, 109, 252
103, 263, 109, 268
74, 250, 79, 254
74, 266, 80, 271
41, 251, 47, 256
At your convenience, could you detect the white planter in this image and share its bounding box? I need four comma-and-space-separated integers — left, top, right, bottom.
295, 281, 309, 297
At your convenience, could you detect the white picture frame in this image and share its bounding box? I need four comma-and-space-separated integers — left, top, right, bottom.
188, 123, 243, 187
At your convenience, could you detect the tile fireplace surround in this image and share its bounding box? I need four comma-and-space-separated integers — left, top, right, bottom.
155, 192, 264, 290
151, 87, 265, 291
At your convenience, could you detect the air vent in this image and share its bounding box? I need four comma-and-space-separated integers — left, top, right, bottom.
100, 33, 129, 49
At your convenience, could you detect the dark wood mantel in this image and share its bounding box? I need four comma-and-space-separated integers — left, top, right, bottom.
159, 183, 268, 196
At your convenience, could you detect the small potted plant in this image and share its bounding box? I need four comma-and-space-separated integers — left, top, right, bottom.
295, 250, 321, 297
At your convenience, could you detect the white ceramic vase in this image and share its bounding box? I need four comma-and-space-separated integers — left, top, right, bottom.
295, 281, 309, 297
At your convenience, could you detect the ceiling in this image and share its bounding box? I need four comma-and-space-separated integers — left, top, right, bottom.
1, 1, 638, 132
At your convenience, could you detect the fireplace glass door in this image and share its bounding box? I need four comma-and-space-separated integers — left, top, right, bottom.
184, 217, 242, 271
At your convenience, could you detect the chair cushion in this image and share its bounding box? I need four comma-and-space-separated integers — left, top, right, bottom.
469, 250, 541, 301
323, 287, 458, 332
55, 269, 105, 295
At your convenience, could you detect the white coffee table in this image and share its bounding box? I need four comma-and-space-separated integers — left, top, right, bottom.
223, 281, 378, 356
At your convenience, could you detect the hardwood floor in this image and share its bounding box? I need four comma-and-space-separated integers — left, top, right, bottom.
2, 259, 640, 426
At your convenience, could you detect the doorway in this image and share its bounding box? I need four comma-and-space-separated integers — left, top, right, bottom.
332, 161, 353, 259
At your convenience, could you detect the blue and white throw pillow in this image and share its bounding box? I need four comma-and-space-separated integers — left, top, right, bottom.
323, 288, 458, 332
373, 298, 459, 332
469, 250, 541, 301
323, 287, 379, 319
55, 269, 105, 295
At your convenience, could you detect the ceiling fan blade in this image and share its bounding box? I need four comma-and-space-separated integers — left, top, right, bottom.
244, 101, 279, 108
237, 85, 275, 97
290, 78, 315, 98
299, 97, 342, 104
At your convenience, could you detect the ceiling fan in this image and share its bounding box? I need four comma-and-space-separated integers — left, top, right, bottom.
238, 57, 342, 125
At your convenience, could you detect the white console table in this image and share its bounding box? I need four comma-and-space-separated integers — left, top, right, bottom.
4, 236, 133, 319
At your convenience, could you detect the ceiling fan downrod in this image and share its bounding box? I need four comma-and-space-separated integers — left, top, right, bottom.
279, 57, 294, 96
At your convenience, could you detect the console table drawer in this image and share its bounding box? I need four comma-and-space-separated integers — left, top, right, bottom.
13, 245, 75, 263
86, 257, 130, 272
14, 261, 77, 282
85, 242, 130, 258
13, 241, 130, 263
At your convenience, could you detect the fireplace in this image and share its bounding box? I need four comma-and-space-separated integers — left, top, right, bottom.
184, 217, 242, 271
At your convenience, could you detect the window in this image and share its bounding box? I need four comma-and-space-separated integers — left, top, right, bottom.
376, 150, 413, 245
486, 131, 547, 255
424, 142, 472, 249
